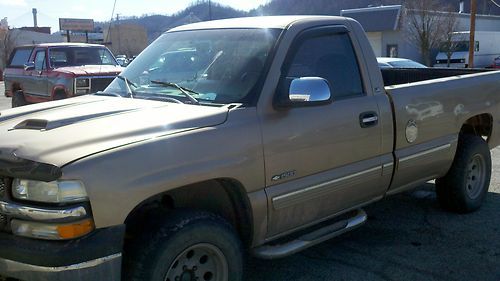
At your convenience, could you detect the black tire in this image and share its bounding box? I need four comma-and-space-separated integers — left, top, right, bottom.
436, 135, 491, 213
124, 210, 243, 281
53, 92, 66, 100
11, 91, 27, 108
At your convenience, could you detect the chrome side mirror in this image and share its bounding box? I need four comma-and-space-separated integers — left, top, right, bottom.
24, 62, 35, 71
275, 77, 332, 108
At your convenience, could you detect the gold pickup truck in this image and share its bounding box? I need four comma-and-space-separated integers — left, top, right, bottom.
1, 16, 500, 281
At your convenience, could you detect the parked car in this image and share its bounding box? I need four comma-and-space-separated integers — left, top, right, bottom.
116, 56, 129, 67
3, 43, 123, 107
377, 57, 427, 68
1, 16, 500, 281
490, 56, 500, 69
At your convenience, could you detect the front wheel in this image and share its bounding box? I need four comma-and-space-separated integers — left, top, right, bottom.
436, 135, 491, 213
11, 91, 27, 107
125, 210, 243, 281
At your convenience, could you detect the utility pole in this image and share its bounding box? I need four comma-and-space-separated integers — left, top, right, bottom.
208, 0, 212, 20
116, 14, 121, 54
468, 0, 477, 68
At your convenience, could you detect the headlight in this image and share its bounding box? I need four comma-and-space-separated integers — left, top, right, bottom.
75, 78, 90, 88
12, 179, 88, 203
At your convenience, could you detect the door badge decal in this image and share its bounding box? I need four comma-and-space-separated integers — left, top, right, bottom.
272, 170, 296, 181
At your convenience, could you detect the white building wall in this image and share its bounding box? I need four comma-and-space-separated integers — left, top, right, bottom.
10, 29, 62, 46
366, 32, 383, 56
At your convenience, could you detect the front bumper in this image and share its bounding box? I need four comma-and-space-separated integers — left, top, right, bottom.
0, 253, 121, 281
0, 225, 125, 281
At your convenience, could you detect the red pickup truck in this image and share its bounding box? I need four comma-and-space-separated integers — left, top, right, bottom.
3, 43, 123, 107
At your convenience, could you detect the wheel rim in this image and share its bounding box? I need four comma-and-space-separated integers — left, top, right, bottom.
465, 154, 486, 199
164, 243, 228, 281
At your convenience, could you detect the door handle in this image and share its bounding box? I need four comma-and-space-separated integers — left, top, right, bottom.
359, 111, 379, 128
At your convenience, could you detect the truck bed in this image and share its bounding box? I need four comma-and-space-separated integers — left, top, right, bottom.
383, 68, 500, 194
381, 68, 492, 87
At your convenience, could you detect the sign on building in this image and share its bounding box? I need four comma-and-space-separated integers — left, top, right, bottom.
59, 18, 94, 32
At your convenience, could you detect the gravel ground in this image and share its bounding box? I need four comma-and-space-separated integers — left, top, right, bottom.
0, 82, 499, 280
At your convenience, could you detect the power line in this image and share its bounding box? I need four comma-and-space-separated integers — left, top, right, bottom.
490, 0, 500, 9
104, 0, 118, 44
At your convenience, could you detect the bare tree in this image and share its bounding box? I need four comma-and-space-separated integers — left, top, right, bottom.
440, 13, 467, 67
403, 0, 459, 66
0, 29, 19, 69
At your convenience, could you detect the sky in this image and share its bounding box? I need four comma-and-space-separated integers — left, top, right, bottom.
0, 0, 270, 32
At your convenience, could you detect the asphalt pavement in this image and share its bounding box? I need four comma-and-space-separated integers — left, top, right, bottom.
0, 82, 499, 281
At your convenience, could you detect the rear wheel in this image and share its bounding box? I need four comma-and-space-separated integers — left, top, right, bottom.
124, 210, 243, 281
11, 91, 27, 108
436, 135, 491, 213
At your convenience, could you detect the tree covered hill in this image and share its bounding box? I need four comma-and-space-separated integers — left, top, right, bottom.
111, 0, 500, 41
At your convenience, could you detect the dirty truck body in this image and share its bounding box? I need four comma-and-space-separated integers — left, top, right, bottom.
0, 16, 500, 281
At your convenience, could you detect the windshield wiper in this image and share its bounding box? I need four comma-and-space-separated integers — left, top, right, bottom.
116, 75, 137, 98
150, 80, 199, 104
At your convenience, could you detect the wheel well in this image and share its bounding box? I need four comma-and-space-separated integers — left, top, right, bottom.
53, 88, 67, 98
12, 82, 21, 92
460, 114, 493, 141
124, 178, 253, 247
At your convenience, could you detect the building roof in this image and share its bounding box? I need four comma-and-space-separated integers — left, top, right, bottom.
341, 5, 402, 32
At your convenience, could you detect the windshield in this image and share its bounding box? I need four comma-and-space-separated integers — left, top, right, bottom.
387, 60, 427, 68
49, 47, 118, 67
439, 41, 469, 52
104, 28, 281, 105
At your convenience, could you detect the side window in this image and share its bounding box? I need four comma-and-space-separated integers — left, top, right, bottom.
8, 48, 33, 67
286, 33, 364, 99
34, 50, 46, 71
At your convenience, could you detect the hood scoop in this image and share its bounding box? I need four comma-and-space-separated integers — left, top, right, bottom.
12, 119, 48, 130
10, 109, 134, 131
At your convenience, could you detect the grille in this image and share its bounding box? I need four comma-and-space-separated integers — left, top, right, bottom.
436, 59, 464, 64
0, 179, 4, 198
91, 77, 115, 93
0, 214, 5, 230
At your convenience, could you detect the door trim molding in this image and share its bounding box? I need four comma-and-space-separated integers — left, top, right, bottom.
272, 166, 381, 210
399, 143, 451, 163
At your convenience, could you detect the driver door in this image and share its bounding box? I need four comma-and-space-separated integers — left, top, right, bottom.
260, 26, 391, 236
24, 48, 49, 97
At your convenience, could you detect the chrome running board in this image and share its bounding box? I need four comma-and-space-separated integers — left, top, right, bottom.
253, 209, 367, 259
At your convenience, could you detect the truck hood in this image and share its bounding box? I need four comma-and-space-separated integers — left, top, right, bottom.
56, 65, 123, 76
0, 96, 228, 167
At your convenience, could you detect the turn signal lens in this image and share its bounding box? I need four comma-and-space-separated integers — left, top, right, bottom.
57, 219, 94, 239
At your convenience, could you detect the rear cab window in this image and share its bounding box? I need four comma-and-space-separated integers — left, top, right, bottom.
7, 47, 34, 68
